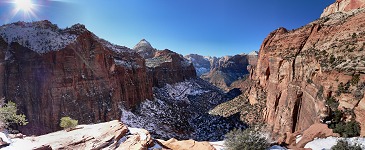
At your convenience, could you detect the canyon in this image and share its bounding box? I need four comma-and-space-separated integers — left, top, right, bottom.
0, 0, 364, 149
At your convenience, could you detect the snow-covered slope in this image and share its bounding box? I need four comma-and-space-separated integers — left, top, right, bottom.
0, 21, 77, 53
121, 79, 246, 141
305, 137, 365, 150
0, 21, 132, 55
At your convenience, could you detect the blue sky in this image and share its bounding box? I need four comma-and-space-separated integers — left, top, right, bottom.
0, 0, 334, 57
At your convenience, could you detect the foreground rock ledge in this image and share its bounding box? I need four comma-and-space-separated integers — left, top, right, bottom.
6, 120, 129, 149
3, 120, 218, 150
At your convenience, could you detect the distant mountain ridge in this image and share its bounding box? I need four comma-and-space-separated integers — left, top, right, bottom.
185, 51, 258, 90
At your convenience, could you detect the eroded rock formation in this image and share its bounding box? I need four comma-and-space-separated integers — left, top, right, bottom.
250, 4, 365, 140
0, 21, 153, 135
4, 120, 217, 150
133, 39, 197, 88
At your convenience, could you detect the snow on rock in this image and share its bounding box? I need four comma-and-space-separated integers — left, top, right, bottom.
92, 34, 132, 53
162, 81, 209, 101
209, 141, 225, 150
121, 79, 246, 141
0, 132, 11, 145
305, 137, 365, 150
128, 128, 148, 141
0, 21, 77, 53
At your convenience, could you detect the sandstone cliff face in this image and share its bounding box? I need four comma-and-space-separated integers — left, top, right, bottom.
133, 40, 197, 88
146, 49, 197, 88
321, 0, 365, 17
252, 8, 365, 138
0, 21, 153, 135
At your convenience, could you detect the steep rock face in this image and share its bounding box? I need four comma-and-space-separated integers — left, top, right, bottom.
146, 49, 197, 87
0, 21, 153, 135
252, 9, 365, 138
184, 54, 211, 76
132, 39, 197, 88
201, 53, 258, 90
321, 0, 365, 17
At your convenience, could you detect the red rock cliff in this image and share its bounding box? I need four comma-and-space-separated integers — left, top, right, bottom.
0, 21, 153, 135
321, 0, 365, 17
146, 49, 197, 87
252, 8, 365, 138
133, 39, 197, 87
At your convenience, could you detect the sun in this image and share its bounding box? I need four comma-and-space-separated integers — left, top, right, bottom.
7, 0, 39, 22
14, 0, 34, 12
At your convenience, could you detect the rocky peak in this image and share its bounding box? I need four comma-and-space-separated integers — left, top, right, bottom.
321, 0, 365, 17
133, 39, 156, 58
134, 39, 152, 49
248, 51, 259, 56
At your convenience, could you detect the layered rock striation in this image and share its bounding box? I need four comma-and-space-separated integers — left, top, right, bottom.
134, 39, 197, 88
0, 21, 153, 135
250, 4, 365, 139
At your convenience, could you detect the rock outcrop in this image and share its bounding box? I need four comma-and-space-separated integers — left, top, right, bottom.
133, 39, 197, 88
283, 123, 339, 149
5, 120, 130, 149
5, 120, 217, 150
0, 21, 153, 135
201, 53, 258, 91
146, 50, 197, 87
133, 39, 156, 59
157, 138, 216, 150
249, 3, 365, 142
321, 0, 365, 17
184, 54, 211, 76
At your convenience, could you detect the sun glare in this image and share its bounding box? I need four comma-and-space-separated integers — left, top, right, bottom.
8, 0, 38, 21
14, 0, 34, 12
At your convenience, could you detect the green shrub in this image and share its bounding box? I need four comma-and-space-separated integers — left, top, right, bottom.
350, 74, 360, 86
337, 82, 350, 96
332, 120, 361, 137
224, 128, 269, 150
326, 97, 339, 111
60, 117, 78, 129
352, 33, 357, 39
0, 101, 28, 128
331, 139, 362, 150
307, 78, 313, 84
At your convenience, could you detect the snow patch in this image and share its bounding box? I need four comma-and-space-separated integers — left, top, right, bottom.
0, 21, 77, 53
209, 141, 225, 150
162, 81, 209, 101
305, 137, 365, 150
128, 128, 148, 141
